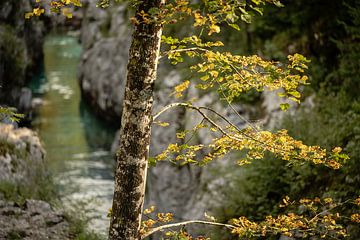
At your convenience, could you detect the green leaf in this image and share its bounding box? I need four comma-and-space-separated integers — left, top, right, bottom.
280, 103, 290, 111
229, 23, 241, 31
148, 7, 160, 15
148, 157, 157, 167
288, 91, 301, 98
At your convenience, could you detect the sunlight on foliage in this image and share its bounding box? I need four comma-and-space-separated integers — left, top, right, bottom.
25, 0, 82, 19
0, 107, 24, 123
172, 80, 190, 98
161, 35, 310, 106
153, 103, 348, 169
140, 197, 358, 239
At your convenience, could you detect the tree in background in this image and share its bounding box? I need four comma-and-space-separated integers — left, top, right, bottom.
26, 0, 356, 239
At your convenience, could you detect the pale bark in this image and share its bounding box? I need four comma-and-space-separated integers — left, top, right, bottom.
109, 0, 164, 239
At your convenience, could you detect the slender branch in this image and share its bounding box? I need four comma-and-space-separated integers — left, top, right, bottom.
183, 118, 205, 145
215, 79, 260, 134
153, 102, 188, 121
153, 102, 245, 143
160, 47, 210, 59
154, 103, 285, 154
198, 105, 244, 133
308, 199, 352, 223
141, 220, 235, 239
152, 102, 319, 161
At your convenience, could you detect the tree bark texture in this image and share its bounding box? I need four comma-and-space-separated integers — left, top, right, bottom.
109, 0, 164, 239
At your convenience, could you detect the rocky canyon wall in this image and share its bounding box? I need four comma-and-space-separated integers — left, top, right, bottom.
0, 0, 45, 115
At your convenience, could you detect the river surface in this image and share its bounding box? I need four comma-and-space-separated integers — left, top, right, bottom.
29, 34, 116, 235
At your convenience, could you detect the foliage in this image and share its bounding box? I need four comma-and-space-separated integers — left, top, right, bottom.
209, 1, 360, 238
140, 197, 359, 239
0, 107, 24, 123
0, 169, 56, 206
25, 0, 359, 239
25, 0, 82, 19
211, 92, 360, 239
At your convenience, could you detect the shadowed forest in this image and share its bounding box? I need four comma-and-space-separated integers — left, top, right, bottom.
0, 0, 359, 239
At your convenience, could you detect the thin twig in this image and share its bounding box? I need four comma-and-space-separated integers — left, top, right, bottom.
215, 79, 260, 133
160, 47, 210, 59
152, 102, 320, 161
308, 199, 352, 223
141, 220, 235, 239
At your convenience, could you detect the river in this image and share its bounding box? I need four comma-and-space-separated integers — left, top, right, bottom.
29, 33, 116, 235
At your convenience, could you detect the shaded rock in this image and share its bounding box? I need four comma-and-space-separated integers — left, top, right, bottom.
0, 0, 45, 115
0, 199, 71, 240
78, 3, 131, 123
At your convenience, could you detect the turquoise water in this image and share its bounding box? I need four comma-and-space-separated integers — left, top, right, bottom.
30, 34, 116, 234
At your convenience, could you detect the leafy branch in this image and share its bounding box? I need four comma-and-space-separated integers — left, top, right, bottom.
153, 102, 348, 168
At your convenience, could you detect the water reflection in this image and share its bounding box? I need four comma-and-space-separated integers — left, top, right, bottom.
30, 34, 116, 234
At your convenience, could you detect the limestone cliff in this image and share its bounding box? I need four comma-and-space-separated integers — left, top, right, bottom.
78, 3, 130, 123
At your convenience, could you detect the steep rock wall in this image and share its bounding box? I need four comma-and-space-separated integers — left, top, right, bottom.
0, 0, 45, 114
78, 3, 130, 123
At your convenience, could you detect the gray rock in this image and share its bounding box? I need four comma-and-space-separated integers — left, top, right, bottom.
0, 124, 73, 239
78, 3, 131, 122
0, 123, 45, 183
0, 200, 71, 240
19, 87, 33, 114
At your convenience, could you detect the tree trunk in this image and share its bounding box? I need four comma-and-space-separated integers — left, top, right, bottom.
109, 1, 164, 239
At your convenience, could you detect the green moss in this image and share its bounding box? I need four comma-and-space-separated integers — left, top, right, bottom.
99, 14, 112, 38
0, 139, 16, 156
7, 230, 26, 240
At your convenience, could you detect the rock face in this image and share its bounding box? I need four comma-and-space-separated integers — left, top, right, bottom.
0, 0, 45, 115
78, 3, 131, 123
0, 200, 71, 240
0, 123, 72, 239
0, 124, 45, 183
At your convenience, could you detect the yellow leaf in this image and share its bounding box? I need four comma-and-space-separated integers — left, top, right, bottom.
71, 0, 82, 7
208, 24, 220, 35
154, 121, 170, 127
193, 12, 206, 26
62, 8, 73, 18
25, 12, 34, 19
33, 8, 45, 17
173, 80, 190, 98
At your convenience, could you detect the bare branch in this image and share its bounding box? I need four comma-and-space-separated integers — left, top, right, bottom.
215, 79, 260, 134
141, 220, 235, 239
153, 102, 188, 121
